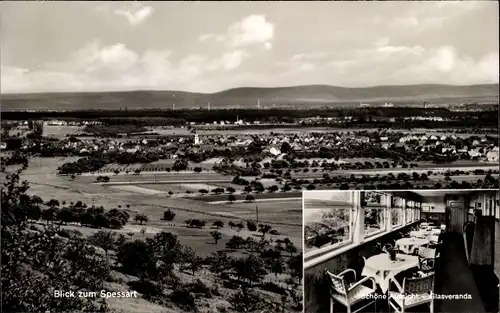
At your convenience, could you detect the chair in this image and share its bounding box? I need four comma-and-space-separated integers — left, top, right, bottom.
326, 269, 378, 313
427, 235, 440, 244
388, 273, 435, 313
416, 246, 438, 272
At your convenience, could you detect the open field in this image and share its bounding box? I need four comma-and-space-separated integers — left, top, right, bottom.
272, 163, 499, 178
77, 172, 231, 183
17, 163, 302, 252
191, 192, 302, 202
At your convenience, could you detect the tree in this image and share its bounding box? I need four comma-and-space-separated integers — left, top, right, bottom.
213, 220, 224, 229
210, 231, 222, 244
57, 207, 74, 225
243, 186, 253, 193
41, 207, 59, 224
173, 159, 188, 172
227, 186, 236, 194
117, 239, 157, 279
134, 214, 149, 225
146, 232, 181, 266
288, 253, 303, 284
270, 259, 284, 278
245, 194, 255, 202
212, 187, 225, 194
179, 246, 202, 275
228, 194, 236, 203
285, 242, 298, 256
258, 224, 272, 237
267, 185, 279, 193
235, 223, 244, 233
1, 161, 110, 313
163, 209, 176, 221
106, 209, 129, 228
208, 251, 233, 278
231, 254, 267, 285
280, 141, 292, 154
89, 230, 116, 257
189, 219, 206, 228
229, 287, 266, 313
193, 167, 202, 173
45, 199, 60, 209
247, 221, 257, 232
225, 236, 245, 250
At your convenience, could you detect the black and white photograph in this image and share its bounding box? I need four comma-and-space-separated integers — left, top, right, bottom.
303, 189, 500, 313
0, 1, 498, 313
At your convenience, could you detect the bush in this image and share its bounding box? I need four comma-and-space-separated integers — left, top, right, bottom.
261, 282, 287, 295
189, 219, 206, 228
170, 289, 197, 312
127, 279, 163, 297
247, 221, 257, 232
163, 209, 176, 221
186, 279, 212, 298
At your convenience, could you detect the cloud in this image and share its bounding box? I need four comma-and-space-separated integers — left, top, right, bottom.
97, 3, 153, 26
227, 15, 274, 49
374, 37, 390, 48
200, 15, 275, 51
1, 42, 251, 93
389, 1, 488, 32
325, 44, 499, 86
277, 52, 328, 74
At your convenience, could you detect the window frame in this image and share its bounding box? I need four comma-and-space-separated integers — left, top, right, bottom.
363, 192, 389, 238
304, 191, 422, 269
303, 202, 355, 260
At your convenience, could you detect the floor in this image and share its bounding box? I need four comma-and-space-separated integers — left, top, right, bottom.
433, 232, 487, 313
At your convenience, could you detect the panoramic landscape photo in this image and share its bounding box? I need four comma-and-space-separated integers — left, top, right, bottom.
1, 1, 498, 313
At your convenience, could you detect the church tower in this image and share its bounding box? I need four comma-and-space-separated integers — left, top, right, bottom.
194, 128, 200, 145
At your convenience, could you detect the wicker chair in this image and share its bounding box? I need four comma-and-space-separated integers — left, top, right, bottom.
415, 246, 438, 272
388, 272, 435, 313
326, 269, 378, 313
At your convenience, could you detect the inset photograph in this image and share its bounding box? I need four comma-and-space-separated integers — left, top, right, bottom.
303, 190, 499, 313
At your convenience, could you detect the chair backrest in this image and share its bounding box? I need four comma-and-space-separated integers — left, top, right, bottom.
326, 270, 347, 294
404, 273, 434, 294
418, 246, 436, 259
428, 235, 439, 243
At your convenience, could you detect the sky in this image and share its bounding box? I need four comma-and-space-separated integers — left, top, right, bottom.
1, 1, 498, 93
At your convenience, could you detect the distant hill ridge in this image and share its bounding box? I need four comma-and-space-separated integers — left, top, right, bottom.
1, 84, 498, 111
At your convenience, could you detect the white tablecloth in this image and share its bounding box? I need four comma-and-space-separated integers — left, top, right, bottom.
362, 253, 419, 293
409, 229, 440, 238
395, 238, 429, 254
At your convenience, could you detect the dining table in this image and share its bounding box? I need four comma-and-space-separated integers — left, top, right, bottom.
409, 228, 441, 238
395, 237, 429, 254
362, 253, 420, 293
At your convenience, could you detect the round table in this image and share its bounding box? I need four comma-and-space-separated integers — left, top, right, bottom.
362, 253, 419, 293
410, 229, 441, 238
395, 237, 429, 254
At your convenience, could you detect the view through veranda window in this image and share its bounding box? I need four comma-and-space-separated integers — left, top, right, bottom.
363, 191, 386, 237
392, 196, 403, 227
303, 191, 353, 256
406, 200, 414, 223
